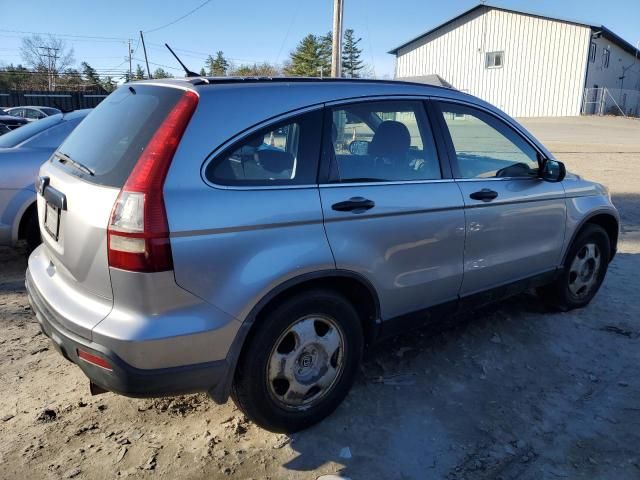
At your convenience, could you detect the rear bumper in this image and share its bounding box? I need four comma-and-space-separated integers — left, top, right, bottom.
26, 269, 232, 399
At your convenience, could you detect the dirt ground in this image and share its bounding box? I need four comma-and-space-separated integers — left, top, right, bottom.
1, 116, 639, 480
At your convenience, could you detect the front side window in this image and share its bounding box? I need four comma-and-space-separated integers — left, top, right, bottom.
437, 102, 539, 179
328, 100, 440, 182
9, 108, 25, 118
485, 51, 504, 69
206, 110, 322, 186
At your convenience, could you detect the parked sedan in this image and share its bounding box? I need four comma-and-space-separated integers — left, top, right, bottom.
5, 106, 62, 122
0, 109, 89, 252
0, 113, 28, 134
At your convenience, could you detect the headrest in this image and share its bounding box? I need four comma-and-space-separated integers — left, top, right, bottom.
368, 120, 411, 158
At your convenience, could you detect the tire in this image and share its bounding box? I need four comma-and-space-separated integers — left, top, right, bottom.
231, 289, 363, 433
24, 210, 41, 256
538, 224, 610, 311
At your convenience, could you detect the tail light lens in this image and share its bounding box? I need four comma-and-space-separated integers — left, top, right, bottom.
107, 90, 198, 272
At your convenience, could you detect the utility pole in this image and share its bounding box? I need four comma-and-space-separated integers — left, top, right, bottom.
128, 39, 133, 80
39, 46, 59, 91
139, 30, 152, 79
331, 0, 344, 77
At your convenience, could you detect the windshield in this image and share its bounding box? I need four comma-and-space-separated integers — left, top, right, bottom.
0, 113, 63, 148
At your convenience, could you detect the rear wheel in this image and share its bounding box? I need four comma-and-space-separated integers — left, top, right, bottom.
539, 224, 610, 310
231, 289, 363, 433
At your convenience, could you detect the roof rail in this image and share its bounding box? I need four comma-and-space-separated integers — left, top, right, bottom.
184, 76, 455, 92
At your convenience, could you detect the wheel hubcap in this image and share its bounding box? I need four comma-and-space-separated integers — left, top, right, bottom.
267, 315, 345, 410
568, 242, 601, 298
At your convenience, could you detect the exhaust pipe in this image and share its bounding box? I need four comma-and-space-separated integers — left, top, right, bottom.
89, 382, 108, 396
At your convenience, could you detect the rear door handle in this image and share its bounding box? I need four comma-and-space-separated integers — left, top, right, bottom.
331, 197, 375, 213
469, 188, 498, 202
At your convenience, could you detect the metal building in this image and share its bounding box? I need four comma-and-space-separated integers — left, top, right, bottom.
389, 4, 640, 117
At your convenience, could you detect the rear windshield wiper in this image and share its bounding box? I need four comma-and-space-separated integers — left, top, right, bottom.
54, 151, 95, 176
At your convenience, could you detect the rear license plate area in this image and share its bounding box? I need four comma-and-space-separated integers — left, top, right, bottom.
44, 202, 61, 241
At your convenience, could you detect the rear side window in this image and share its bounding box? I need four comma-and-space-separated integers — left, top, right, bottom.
205, 109, 323, 186
328, 100, 440, 182
55, 85, 184, 187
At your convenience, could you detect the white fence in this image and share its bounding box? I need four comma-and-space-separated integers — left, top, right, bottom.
582, 87, 640, 117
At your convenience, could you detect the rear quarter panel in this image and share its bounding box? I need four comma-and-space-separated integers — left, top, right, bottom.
166, 187, 335, 321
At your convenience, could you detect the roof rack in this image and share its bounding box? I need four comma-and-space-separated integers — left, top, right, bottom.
185, 76, 454, 91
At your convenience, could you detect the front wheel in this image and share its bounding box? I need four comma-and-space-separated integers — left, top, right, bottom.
538, 224, 610, 310
231, 289, 363, 433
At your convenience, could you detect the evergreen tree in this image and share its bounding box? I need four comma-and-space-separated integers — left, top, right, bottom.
134, 64, 145, 80
319, 31, 332, 75
341, 29, 364, 78
199, 67, 206, 76
153, 67, 171, 78
206, 51, 229, 76
81, 61, 100, 86
286, 34, 328, 77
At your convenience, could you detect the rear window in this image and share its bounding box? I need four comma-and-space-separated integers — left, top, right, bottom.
0, 113, 62, 148
54, 85, 184, 187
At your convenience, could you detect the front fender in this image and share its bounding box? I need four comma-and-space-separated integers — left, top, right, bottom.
562, 178, 619, 262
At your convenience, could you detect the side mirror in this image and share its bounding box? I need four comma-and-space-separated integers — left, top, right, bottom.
540, 158, 566, 182
349, 140, 369, 156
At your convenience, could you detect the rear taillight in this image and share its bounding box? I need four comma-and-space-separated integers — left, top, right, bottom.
107, 90, 198, 272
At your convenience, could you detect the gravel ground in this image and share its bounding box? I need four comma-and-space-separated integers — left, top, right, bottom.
0, 116, 639, 480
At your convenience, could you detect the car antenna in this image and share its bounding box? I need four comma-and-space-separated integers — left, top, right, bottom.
165, 43, 199, 77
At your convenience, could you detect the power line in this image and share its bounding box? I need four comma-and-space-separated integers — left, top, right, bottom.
143, 0, 214, 34
275, 2, 301, 64
0, 29, 128, 43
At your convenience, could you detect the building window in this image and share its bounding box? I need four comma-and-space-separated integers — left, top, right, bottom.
485, 51, 504, 69
589, 42, 597, 63
602, 48, 610, 68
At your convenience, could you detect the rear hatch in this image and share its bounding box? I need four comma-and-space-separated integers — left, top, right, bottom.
37, 84, 189, 336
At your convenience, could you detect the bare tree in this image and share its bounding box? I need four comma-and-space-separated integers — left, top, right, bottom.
20, 34, 75, 90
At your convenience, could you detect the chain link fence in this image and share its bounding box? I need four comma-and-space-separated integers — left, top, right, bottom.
582, 87, 640, 117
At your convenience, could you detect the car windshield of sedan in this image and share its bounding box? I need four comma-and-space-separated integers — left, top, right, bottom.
0, 113, 63, 148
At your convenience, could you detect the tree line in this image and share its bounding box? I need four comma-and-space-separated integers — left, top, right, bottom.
0, 29, 367, 92
201, 29, 366, 78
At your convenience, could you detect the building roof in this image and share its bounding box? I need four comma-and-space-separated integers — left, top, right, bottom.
388, 3, 640, 58
395, 74, 454, 89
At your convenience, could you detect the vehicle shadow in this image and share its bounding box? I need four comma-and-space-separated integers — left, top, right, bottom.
282, 248, 640, 479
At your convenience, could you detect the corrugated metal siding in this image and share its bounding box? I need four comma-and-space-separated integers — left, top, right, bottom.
395, 7, 592, 117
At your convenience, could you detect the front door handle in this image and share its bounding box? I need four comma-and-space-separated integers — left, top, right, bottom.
332, 197, 375, 213
469, 188, 498, 202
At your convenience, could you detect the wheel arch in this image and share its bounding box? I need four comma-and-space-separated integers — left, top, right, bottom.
565, 210, 619, 263
209, 270, 381, 404
17, 201, 37, 241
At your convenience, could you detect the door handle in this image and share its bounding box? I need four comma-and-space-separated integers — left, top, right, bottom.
469, 188, 498, 202
331, 197, 375, 213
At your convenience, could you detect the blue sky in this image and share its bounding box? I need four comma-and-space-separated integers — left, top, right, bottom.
1, 0, 638, 80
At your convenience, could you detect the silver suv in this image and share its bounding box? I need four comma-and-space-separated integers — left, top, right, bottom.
26, 78, 618, 432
